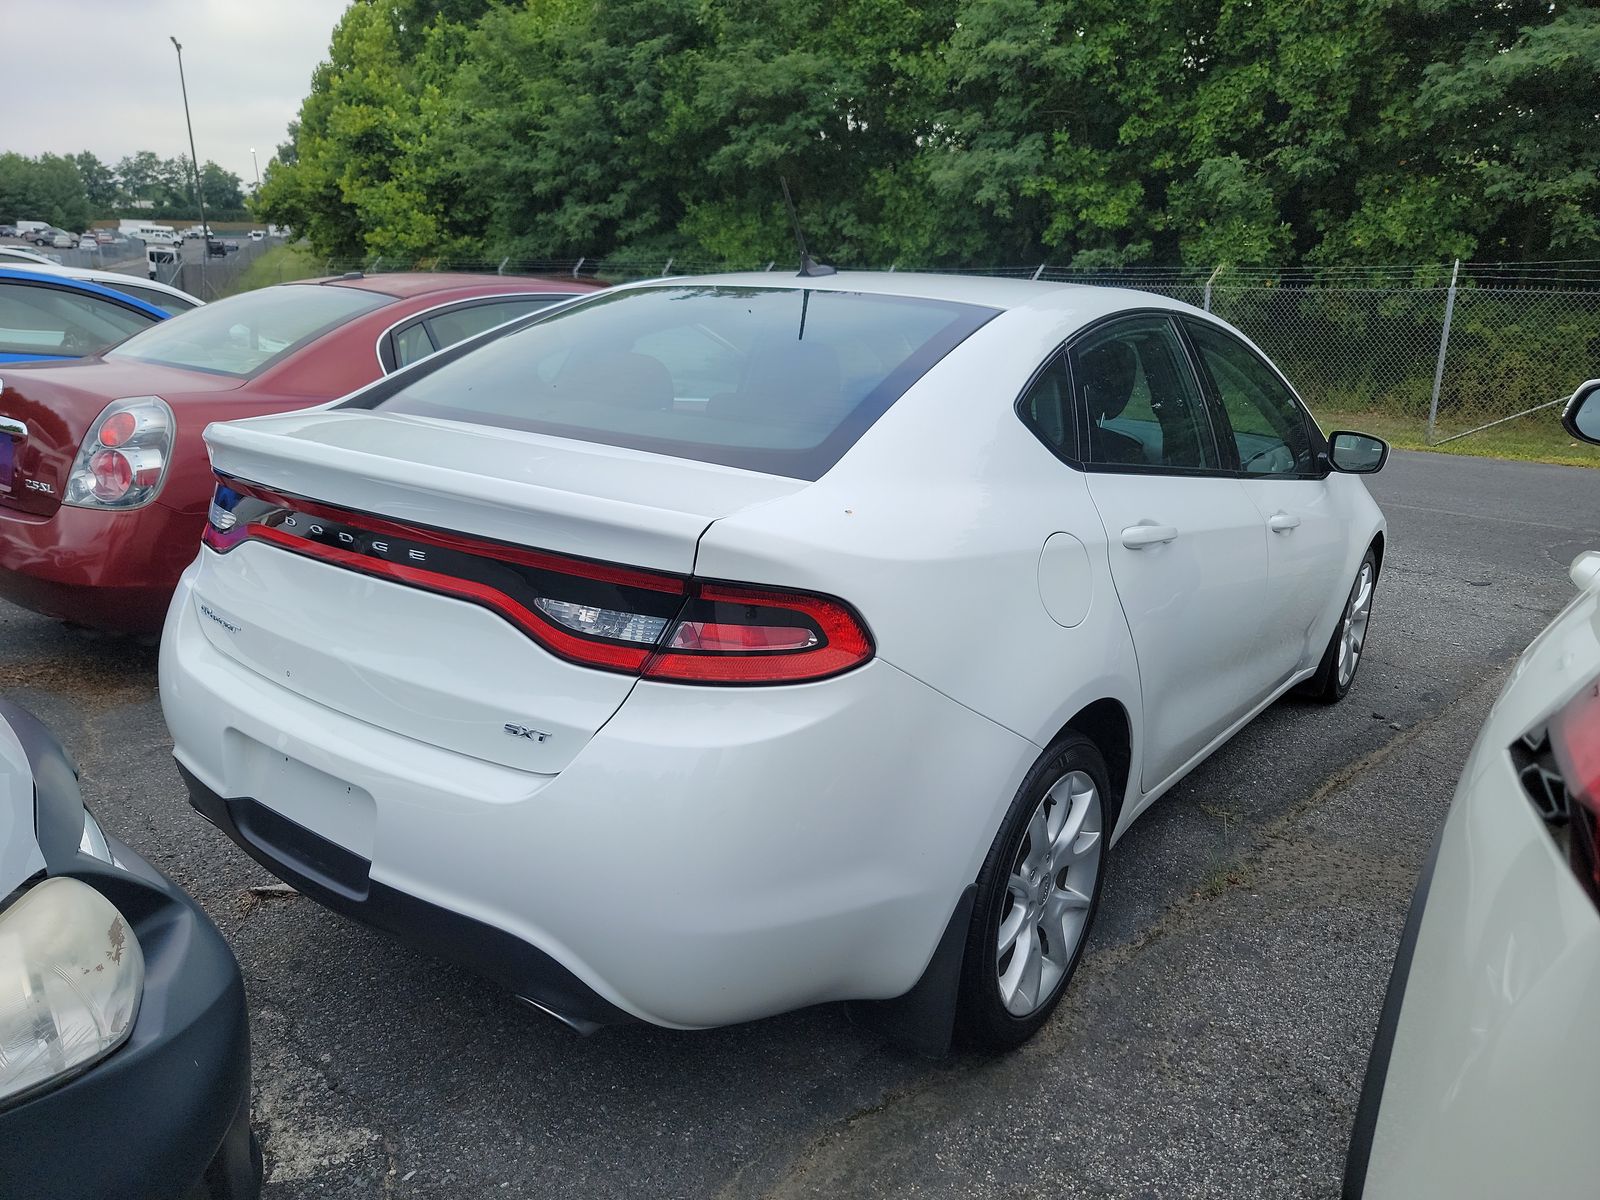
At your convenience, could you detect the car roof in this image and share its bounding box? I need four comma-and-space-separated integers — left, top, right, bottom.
0, 267, 171, 319
622, 269, 1200, 321
302, 272, 606, 300
0, 262, 202, 305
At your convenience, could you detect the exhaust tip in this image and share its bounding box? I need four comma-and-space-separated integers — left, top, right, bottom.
515, 994, 604, 1037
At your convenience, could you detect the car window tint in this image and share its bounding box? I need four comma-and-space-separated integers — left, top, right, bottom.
1184, 319, 1314, 475
426, 297, 564, 350
1071, 316, 1217, 470
1018, 351, 1076, 459
108, 283, 197, 316
364, 286, 998, 481
0, 281, 156, 357
107, 283, 389, 378
392, 321, 437, 368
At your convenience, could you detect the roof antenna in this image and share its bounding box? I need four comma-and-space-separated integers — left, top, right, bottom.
781, 176, 837, 278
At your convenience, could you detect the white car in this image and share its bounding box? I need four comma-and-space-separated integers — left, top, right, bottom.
160, 272, 1388, 1050
1347, 381, 1600, 1197
0, 261, 204, 315
0, 246, 58, 267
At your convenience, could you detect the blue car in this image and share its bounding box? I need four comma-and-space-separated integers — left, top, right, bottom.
0, 267, 168, 364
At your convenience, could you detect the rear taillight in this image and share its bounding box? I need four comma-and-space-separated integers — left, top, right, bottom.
1550, 677, 1600, 902
64, 397, 173, 509
202, 476, 873, 685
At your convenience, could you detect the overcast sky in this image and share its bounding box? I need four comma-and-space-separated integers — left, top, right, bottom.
5, 0, 351, 188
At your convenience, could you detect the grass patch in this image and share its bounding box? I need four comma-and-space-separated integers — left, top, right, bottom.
1316, 408, 1599, 469
223, 243, 323, 296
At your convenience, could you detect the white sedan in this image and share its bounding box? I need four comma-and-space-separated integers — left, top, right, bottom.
1347, 381, 1600, 1196
160, 272, 1388, 1050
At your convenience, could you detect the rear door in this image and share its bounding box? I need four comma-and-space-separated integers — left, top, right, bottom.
1071, 313, 1275, 789
1181, 317, 1347, 676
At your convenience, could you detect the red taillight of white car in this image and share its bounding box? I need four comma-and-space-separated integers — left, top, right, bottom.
202, 475, 873, 685
1549, 677, 1600, 901
64, 397, 174, 509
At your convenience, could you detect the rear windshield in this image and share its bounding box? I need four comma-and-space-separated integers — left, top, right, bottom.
358, 285, 997, 479
107, 283, 390, 378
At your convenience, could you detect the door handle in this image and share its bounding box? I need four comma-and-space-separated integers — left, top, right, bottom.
1121, 524, 1179, 549
1267, 512, 1301, 533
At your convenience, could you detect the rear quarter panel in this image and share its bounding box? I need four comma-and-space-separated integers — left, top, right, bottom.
692, 299, 1145, 860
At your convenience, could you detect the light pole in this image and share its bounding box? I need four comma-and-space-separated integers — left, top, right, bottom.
249, 148, 261, 197
169, 36, 206, 292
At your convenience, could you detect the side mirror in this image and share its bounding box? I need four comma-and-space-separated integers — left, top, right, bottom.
1327, 430, 1389, 474
1562, 379, 1600, 446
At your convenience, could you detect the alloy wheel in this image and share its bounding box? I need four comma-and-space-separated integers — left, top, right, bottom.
995, 770, 1103, 1017
1337, 561, 1375, 689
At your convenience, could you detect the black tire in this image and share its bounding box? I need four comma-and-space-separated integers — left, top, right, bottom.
1300, 547, 1379, 704
955, 733, 1112, 1052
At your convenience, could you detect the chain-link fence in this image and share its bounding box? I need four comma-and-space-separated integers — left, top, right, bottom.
60, 243, 1600, 449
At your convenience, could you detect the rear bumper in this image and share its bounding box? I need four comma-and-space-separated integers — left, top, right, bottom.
0, 700, 259, 1200
160, 564, 1035, 1028
0, 500, 199, 632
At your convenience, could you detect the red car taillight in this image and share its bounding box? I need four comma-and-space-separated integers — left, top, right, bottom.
204, 475, 873, 685
1550, 677, 1600, 901
64, 397, 174, 509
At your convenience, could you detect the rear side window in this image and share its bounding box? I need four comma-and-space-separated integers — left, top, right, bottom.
428, 297, 565, 348
1070, 316, 1218, 471
0, 280, 156, 357
362, 286, 997, 479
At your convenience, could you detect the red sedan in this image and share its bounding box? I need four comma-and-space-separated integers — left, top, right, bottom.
0, 272, 603, 632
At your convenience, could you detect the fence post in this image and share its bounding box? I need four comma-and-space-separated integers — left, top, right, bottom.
572, 257, 585, 278
765, 261, 775, 271
497, 257, 508, 275
1427, 258, 1462, 444
1203, 265, 1223, 312
662, 257, 673, 276
370, 255, 382, 274
1031, 263, 1046, 281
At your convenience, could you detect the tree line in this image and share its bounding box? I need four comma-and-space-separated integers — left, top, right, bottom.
255, 0, 1598, 272
0, 151, 248, 231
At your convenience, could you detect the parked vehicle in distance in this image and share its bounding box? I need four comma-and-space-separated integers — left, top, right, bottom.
206, 239, 227, 258
13, 221, 49, 240
94, 230, 117, 245
1346, 381, 1600, 1199
146, 244, 178, 280
162, 273, 1389, 1052
0, 246, 58, 267
0, 267, 166, 364
0, 698, 261, 1200
119, 221, 179, 246
222, 239, 239, 252
26, 228, 68, 247
2, 261, 203, 316
0, 272, 603, 631
247, 230, 264, 242
0, 225, 16, 238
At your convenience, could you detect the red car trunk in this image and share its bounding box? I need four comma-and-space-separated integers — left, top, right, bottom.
0, 360, 244, 517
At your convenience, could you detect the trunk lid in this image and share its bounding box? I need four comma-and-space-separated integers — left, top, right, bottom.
194, 410, 806, 771
0, 358, 242, 516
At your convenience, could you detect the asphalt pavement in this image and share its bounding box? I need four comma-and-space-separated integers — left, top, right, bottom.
1, 448, 1597, 1198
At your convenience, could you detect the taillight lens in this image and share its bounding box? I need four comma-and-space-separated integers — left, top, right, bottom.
64, 397, 173, 509
202, 475, 874, 685
1550, 677, 1600, 901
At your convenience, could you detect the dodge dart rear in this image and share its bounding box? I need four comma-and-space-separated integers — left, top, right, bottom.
161, 274, 1387, 1050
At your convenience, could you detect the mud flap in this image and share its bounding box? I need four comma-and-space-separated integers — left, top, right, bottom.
844, 884, 975, 1058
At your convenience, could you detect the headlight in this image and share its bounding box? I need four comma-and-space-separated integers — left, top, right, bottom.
0, 877, 144, 1105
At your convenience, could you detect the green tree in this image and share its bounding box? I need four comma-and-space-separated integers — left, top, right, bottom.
0, 153, 91, 229
72, 151, 118, 212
